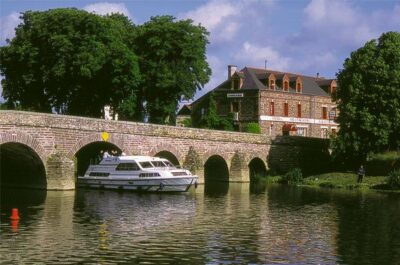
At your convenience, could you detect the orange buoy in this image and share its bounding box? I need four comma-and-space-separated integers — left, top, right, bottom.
11, 219, 19, 232
10, 208, 20, 220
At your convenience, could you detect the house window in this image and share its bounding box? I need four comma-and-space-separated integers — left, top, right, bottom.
284, 81, 289, 91
284, 102, 289, 117
270, 102, 275, 116
297, 103, 301, 118
233, 78, 240, 90
296, 83, 302, 93
297, 127, 307, 137
331, 86, 337, 94
231, 101, 239, 112
322, 107, 327, 119
270, 80, 275, 90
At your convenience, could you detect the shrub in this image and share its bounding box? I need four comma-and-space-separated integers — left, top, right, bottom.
281, 168, 303, 184
243, 122, 261, 134
386, 170, 400, 189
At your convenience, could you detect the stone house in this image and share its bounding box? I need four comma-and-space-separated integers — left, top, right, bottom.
178, 65, 339, 138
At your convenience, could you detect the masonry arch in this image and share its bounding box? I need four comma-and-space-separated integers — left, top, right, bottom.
204, 155, 229, 183
67, 133, 126, 159
1, 141, 47, 189
74, 141, 122, 177
154, 151, 180, 166
248, 157, 267, 181
149, 143, 182, 164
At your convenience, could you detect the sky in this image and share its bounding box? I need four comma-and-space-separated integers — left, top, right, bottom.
1, 0, 400, 103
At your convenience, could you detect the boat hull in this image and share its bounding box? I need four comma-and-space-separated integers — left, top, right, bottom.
77, 176, 198, 192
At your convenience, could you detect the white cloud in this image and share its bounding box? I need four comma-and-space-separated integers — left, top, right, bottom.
235, 42, 292, 71
180, 0, 274, 44
84, 2, 131, 18
181, 0, 240, 43
0, 12, 20, 44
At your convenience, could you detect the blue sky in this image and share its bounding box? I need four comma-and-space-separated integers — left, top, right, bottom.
1, 0, 400, 102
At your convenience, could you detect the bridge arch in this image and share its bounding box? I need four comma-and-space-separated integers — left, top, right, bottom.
0, 131, 47, 189
149, 143, 182, 166
67, 133, 126, 159
248, 156, 268, 181
204, 154, 229, 183
0, 131, 47, 160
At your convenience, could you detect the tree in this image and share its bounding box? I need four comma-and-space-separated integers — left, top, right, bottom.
0, 9, 140, 117
134, 15, 211, 124
197, 93, 234, 131
334, 31, 400, 164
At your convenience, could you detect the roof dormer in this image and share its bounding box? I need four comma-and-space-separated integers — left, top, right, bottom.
231, 73, 243, 90
295, 76, 302, 93
267, 73, 276, 90
316, 79, 337, 95
330, 80, 337, 94
282, 74, 290, 92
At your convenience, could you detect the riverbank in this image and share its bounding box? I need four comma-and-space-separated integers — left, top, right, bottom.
263, 172, 400, 192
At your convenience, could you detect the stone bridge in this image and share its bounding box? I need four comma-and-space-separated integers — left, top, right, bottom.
0, 111, 271, 190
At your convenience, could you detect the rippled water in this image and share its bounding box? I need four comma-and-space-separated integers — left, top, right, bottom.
1, 183, 400, 264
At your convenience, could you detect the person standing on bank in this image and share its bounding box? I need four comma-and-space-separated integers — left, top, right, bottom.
357, 165, 366, 183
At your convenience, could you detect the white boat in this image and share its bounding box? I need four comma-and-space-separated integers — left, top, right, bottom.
77, 156, 198, 192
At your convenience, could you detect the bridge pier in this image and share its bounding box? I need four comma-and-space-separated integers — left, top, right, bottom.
229, 151, 250, 183
46, 152, 75, 190
183, 147, 205, 184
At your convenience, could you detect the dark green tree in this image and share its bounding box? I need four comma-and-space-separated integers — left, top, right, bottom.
0, 8, 140, 117
134, 15, 211, 124
334, 31, 400, 164
197, 93, 234, 131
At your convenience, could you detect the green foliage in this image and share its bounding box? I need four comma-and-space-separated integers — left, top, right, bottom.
133, 15, 211, 124
197, 93, 234, 131
281, 168, 303, 184
366, 151, 400, 176
386, 170, 400, 189
182, 118, 192, 127
0, 9, 140, 117
0, 11, 211, 124
334, 32, 400, 166
243, 122, 261, 134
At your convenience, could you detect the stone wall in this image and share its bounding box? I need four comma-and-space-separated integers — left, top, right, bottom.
259, 90, 338, 138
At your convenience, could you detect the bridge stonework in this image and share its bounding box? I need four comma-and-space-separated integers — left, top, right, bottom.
0, 111, 270, 190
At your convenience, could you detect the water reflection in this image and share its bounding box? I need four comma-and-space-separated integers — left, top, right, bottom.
0, 183, 399, 264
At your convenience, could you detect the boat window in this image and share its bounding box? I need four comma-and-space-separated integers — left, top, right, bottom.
139, 173, 161, 177
151, 161, 167, 167
116, 162, 140, 171
163, 161, 174, 167
89, 172, 110, 177
139, 162, 154, 168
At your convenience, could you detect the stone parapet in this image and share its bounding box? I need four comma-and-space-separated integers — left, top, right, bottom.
0, 110, 270, 145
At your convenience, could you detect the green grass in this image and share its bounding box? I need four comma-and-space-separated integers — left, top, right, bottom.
302, 172, 386, 190
369, 151, 400, 161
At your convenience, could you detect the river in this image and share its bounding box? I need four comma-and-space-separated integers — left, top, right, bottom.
1, 183, 399, 264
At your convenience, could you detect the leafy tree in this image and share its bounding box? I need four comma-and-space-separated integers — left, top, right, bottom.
334, 31, 400, 165
0, 8, 140, 117
197, 93, 233, 131
133, 15, 211, 124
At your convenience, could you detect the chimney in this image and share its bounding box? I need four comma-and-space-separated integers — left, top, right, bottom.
317, 72, 320, 78
228, 65, 237, 79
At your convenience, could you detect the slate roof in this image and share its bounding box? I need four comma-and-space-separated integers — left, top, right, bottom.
177, 66, 335, 113
219, 67, 333, 97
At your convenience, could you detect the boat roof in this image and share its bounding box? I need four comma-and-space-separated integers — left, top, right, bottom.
100, 156, 170, 164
